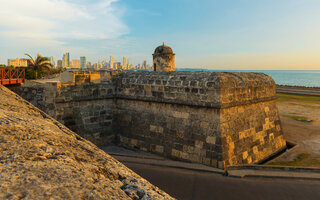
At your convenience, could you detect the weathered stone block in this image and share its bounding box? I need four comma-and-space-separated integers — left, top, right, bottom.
114, 72, 286, 168
155, 145, 164, 154
13, 71, 286, 169
206, 136, 216, 144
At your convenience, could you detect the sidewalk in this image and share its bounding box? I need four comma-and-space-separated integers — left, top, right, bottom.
100, 145, 223, 174
101, 144, 320, 181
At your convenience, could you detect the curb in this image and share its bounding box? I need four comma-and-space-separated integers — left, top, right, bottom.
227, 165, 320, 173
122, 160, 224, 175
230, 174, 320, 181
106, 149, 320, 181
112, 155, 224, 175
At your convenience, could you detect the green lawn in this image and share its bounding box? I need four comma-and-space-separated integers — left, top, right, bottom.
277, 93, 320, 104
282, 114, 313, 123
268, 153, 320, 168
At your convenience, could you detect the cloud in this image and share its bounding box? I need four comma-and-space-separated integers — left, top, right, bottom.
0, 0, 128, 44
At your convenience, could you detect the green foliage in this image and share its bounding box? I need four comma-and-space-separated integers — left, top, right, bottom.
282, 114, 313, 123
0, 63, 61, 80
25, 68, 35, 79
0, 66, 14, 69
25, 53, 54, 79
25, 68, 61, 79
268, 153, 320, 167
277, 93, 320, 104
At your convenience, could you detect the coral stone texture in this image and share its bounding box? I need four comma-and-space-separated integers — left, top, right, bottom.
153, 44, 175, 72
11, 71, 286, 168
0, 85, 174, 200
114, 72, 286, 167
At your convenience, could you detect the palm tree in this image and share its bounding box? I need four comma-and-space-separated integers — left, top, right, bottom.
24, 53, 53, 79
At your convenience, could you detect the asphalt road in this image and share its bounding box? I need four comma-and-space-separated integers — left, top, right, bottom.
276, 86, 320, 96
125, 163, 320, 200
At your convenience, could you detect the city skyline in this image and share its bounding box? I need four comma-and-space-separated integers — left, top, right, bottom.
5, 52, 150, 71
1, 0, 320, 69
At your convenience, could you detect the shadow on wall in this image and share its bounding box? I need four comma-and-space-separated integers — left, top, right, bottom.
11, 71, 286, 169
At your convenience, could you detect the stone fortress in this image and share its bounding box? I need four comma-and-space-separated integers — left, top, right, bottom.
12, 44, 286, 169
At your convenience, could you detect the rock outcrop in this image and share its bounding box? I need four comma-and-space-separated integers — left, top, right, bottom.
0, 85, 173, 200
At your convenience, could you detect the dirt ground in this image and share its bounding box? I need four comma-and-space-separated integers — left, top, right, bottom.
267, 93, 320, 167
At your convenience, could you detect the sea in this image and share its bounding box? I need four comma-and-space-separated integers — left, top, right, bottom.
177, 69, 320, 87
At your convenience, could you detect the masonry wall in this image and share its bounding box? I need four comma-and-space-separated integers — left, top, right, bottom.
54, 83, 115, 145
11, 71, 286, 168
9, 83, 58, 116
113, 72, 286, 167
220, 100, 285, 166
217, 72, 286, 165
115, 99, 222, 167
11, 81, 115, 146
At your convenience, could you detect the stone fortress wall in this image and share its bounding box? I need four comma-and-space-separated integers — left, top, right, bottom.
11, 71, 286, 168
11, 81, 116, 145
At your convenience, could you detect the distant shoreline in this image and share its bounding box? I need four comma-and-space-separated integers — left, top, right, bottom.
277, 84, 320, 89
177, 69, 320, 87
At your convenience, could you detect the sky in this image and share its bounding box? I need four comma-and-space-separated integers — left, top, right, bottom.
1, 0, 320, 69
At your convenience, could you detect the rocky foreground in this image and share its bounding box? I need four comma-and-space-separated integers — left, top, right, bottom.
0, 85, 174, 200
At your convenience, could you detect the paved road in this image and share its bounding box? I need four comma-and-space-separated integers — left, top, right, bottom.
277, 86, 320, 96
125, 163, 320, 200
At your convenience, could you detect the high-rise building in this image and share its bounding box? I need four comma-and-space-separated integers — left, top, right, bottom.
123, 56, 127, 69
97, 62, 103, 70
87, 62, 92, 69
49, 56, 55, 68
57, 60, 62, 68
110, 56, 114, 69
7, 58, 31, 67
114, 62, 121, 70
142, 60, 147, 70
80, 56, 87, 68
70, 59, 80, 68
62, 53, 70, 68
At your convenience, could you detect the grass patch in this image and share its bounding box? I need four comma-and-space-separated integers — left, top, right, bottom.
277, 93, 320, 104
288, 102, 320, 109
268, 153, 320, 168
288, 112, 299, 115
282, 114, 313, 123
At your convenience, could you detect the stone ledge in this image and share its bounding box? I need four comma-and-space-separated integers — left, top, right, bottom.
227, 164, 320, 173
114, 95, 277, 109
114, 71, 276, 108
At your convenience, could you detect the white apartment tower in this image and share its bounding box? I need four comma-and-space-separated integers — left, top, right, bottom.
123, 56, 127, 69
110, 56, 114, 69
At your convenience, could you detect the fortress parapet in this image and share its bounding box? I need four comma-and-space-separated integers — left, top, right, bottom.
114, 72, 286, 167
12, 71, 286, 168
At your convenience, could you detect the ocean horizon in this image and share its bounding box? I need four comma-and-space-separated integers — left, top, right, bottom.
177, 69, 320, 87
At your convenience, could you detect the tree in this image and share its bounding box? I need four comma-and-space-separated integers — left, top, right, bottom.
24, 53, 53, 79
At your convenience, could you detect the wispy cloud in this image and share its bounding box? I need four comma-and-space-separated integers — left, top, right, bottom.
0, 0, 128, 44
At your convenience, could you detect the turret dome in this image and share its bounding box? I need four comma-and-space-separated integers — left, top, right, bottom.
154, 43, 174, 55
